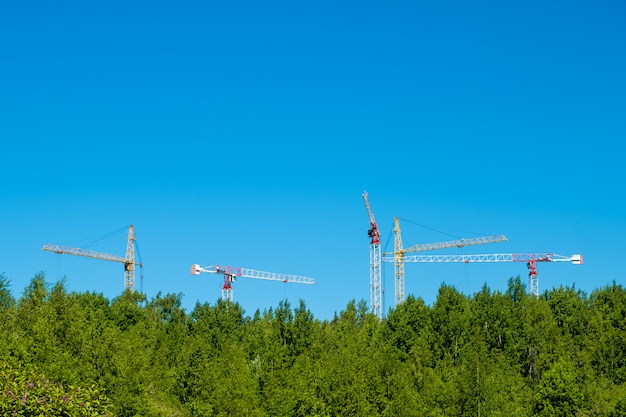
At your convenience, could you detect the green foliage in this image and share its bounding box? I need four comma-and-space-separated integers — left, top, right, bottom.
0, 274, 14, 310
1, 273, 625, 415
534, 358, 583, 416
0, 362, 113, 416
545, 285, 589, 341
589, 282, 626, 384
430, 285, 469, 365
610, 393, 626, 417
385, 295, 430, 361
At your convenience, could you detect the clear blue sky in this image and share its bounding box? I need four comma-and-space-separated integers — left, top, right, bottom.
2, 0, 624, 320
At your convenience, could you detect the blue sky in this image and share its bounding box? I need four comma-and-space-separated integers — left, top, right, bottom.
1, 0, 625, 320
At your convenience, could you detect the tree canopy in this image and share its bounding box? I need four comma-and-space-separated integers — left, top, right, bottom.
0, 272, 625, 416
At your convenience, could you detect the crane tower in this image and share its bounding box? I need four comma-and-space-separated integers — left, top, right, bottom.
42, 225, 142, 292
384, 217, 507, 307
362, 191, 382, 320
191, 264, 315, 302
382, 252, 583, 297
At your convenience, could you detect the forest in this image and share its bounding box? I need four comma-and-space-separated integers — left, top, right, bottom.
0, 272, 625, 417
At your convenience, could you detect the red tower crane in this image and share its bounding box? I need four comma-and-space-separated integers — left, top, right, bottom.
362, 191, 382, 320
382, 252, 583, 297
190, 264, 315, 302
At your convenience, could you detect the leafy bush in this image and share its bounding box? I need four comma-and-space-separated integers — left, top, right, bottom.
0, 362, 114, 416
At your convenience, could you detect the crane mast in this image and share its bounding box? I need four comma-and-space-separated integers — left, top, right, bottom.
42, 225, 141, 292
362, 191, 382, 320
191, 264, 315, 302
124, 225, 136, 291
382, 252, 583, 297
393, 217, 404, 308
384, 217, 507, 306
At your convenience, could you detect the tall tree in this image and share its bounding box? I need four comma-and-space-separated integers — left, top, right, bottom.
385, 295, 430, 362
589, 282, 626, 384
0, 273, 14, 310
430, 284, 469, 366
534, 357, 583, 417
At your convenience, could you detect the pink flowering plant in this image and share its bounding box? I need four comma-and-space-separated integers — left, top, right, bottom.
0, 362, 113, 416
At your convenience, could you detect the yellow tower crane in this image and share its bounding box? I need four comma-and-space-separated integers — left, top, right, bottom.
42, 225, 142, 292
384, 217, 507, 307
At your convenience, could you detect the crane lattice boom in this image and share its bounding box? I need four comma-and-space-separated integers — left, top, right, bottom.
388, 253, 583, 264
362, 191, 380, 244
383, 252, 583, 297
43, 244, 128, 264
191, 264, 315, 302
362, 191, 382, 320
191, 264, 315, 284
42, 225, 140, 292
386, 234, 508, 256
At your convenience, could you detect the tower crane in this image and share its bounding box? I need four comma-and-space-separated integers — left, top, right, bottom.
190, 264, 315, 302
362, 191, 382, 320
383, 217, 508, 307
381, 252, 583, 297
42, 225, 142, 292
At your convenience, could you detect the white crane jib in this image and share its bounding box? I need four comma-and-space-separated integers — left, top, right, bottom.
382, 252, 583, 297
391, 253, 582, 264
190, 264, 315, 302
